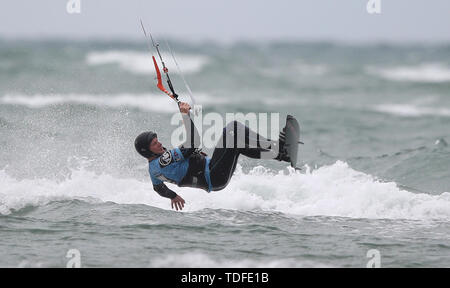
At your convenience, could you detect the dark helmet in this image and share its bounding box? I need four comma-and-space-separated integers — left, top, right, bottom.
134, 131, 158, 159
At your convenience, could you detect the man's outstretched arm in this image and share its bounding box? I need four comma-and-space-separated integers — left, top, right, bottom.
153, 183, 185, 211
153, 183, 177, 199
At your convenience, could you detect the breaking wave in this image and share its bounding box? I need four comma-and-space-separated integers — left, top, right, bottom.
366, 64, 450, 83
1, 161, 449, 220
86, 50, 209, 75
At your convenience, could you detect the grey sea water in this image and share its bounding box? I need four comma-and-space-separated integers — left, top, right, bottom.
0, 39, 449, 267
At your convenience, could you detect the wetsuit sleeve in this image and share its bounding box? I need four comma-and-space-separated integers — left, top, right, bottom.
153, 183, 178, 200
179, 113, 201, 158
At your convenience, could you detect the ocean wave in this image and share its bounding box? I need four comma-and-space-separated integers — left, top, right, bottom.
372, 104, 450, 117
1, 161, 449, 220
86, 50, 209, 75
293, 62, 328, 76
260, 61, 328, 78
0, 93, 229, 113
366, 64, 450, 83
148, 252, 330, 268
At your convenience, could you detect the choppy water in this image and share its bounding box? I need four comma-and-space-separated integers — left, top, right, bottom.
0, 39, 449, 267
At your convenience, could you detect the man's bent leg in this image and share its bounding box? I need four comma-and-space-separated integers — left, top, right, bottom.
209, 147, 240, 191
209, 121, 278, 191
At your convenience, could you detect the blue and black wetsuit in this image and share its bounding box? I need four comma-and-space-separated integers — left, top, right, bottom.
149, 115, 279, 199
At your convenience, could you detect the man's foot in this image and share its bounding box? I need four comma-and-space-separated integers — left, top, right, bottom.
275, 128, 291, 163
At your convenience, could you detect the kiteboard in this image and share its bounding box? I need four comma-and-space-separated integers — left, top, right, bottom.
283, 115, 302, 169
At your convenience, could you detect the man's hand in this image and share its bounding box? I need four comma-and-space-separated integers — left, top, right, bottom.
171, 195, 186, 211
179, 102, 191, 114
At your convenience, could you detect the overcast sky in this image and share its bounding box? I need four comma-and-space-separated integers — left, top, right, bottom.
1, 0, 449, 43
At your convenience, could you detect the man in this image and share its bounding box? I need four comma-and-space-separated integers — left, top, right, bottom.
134, 102, 291, 211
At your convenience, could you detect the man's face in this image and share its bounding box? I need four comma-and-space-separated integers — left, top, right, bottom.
149, 137, 164, 155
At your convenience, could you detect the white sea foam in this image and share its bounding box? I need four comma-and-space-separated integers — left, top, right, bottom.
367, 64, 450, 83
86, 50, 209, 74
0, 93, 228, 113
1, 161, 449, 220
148, 252, 330, 268
373, 104, 450, 117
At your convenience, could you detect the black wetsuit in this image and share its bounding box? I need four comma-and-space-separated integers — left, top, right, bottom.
209, 120, 278, 191
151, 115, 278, 199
